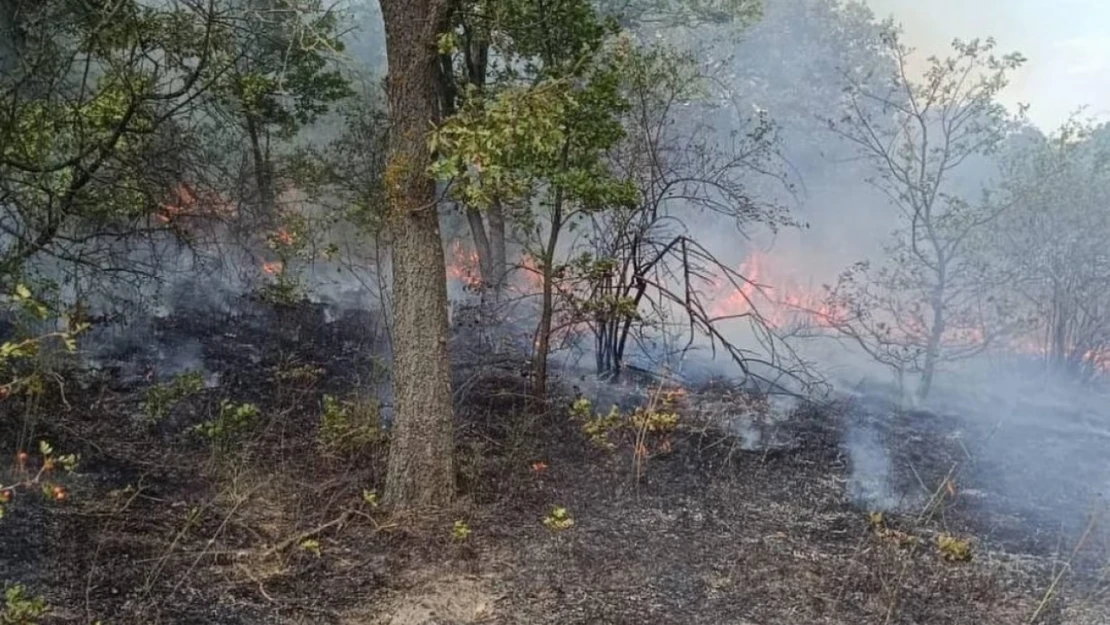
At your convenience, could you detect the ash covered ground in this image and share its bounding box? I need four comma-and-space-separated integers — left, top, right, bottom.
0, 297, 1108, 625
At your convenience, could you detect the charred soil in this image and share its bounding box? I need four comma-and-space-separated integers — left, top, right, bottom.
0, 300, 1107, 624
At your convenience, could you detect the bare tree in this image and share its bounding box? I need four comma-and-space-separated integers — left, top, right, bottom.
823, 27, 1024, 402
579, 48, 795, 380
380, 0, 457, 509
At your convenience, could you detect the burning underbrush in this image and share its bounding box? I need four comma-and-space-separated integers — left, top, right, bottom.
0, 297, 1106, 624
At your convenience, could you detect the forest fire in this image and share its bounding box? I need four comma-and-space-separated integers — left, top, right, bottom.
443, 242, 1110, 376
447, 240, 483, 289
444, 244, 844, 330
707, 251, 842, 330
158, 183, 236, 223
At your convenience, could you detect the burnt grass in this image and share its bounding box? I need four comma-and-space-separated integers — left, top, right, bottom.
0, 299, 1108, 624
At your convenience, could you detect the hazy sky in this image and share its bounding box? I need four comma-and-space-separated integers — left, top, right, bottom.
863, 0, 1110, 131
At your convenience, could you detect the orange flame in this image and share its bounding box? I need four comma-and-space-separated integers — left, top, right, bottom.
707, 251, 842, 329
159, 183, 236, 223
275, 228, 296, 247
262, 261, 283, 275
446, 241, 483, 289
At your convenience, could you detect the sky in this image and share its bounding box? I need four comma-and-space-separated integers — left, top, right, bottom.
863, 0, 1110, 131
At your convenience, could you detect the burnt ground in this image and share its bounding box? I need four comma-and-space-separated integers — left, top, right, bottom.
1, 298, 1108, 624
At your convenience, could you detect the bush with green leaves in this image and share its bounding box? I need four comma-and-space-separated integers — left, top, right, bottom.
141, 371, 205, 424
193, 400, 260, 451
569, 396, 679, 450
1, 585, 48, 625
318, 394, 383, 456
0, 441, 78, 520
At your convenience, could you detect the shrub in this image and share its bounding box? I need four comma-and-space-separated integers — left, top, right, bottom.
569, 397, 678, 450
193, 400, 259, 450
0, 441, 78, 520
142, 370, 205, 423
1, 584, 48, 624
318, 393, 382, 456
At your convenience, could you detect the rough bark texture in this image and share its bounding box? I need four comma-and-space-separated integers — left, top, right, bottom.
381, 0, 456, 510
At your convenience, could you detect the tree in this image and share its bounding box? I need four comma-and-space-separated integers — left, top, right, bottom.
990, 119, 1110, 380
209, 0, 352, 226
433, 0, 764, 298
432, 1, 639, 398
379, 0, 457, 509
0, 0, 228, 292
822, 28, 1025, 402
577, 46, 798, 385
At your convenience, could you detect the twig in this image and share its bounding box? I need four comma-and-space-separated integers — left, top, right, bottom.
262, 509, 353, 557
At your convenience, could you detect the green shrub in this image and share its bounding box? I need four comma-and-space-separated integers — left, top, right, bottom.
1, 585, 48, 625
193, 400, 259, 450
318, 393, 382, 456
142, 370, 205, 423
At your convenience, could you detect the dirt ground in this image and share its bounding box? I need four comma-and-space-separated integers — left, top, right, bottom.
1, 299, 1108, 624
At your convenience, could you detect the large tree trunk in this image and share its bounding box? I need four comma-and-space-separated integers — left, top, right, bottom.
381, 0, 456, 510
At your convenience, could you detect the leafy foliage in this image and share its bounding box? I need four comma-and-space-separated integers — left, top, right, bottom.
318, 393, 383, 456
989, 119, 1110, 379
142, 371, 206, 424
193, 400, 260, 450
0, 585, 48, 625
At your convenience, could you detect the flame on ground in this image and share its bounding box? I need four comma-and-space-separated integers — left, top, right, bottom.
707, 251, 841, 329
442, 243, 1110, 373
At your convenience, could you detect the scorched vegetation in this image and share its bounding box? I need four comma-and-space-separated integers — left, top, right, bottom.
0, 0, 1109, 624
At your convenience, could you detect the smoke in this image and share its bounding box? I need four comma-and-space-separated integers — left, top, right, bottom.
844, 422, 898, 511
7, 0, 1105, 563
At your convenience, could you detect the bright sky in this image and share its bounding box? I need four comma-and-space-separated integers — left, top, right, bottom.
863, 0, 1110, 131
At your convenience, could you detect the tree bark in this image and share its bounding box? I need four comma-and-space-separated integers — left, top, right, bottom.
245, 112, 277, 225
918, 278, 946, 403
532, 191, 563, 399
381, 0, 456, 510
487, 200, 507, 291
464, 203, 495, 287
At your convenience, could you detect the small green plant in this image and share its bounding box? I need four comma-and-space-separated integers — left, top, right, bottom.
571, 399, 622, 449
937, 533, 973, 562
629, 406, 679, 433
0, 441, 78, 519
452, 520, 472, 542
318, 394, 382, 456
361, 489, 380, 509
298, 538, 322, 557
0, 284, 88, 401
142, 370, 205, 423
543, 506, 574, 532
570, 397, 679, 451
193, 400, 259, 449
1, 584, 49, 624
